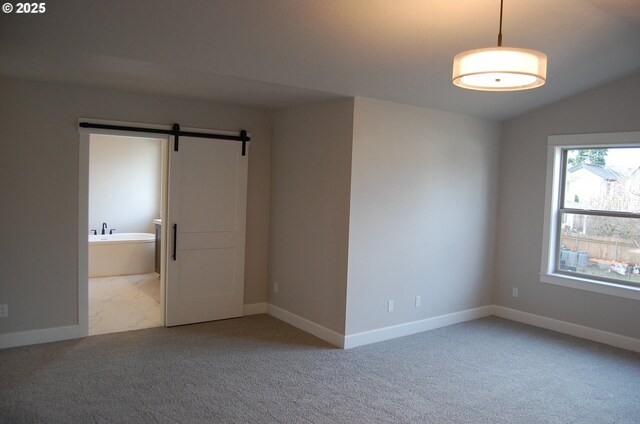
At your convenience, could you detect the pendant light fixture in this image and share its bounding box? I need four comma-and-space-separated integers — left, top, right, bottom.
452, 0, 547, 91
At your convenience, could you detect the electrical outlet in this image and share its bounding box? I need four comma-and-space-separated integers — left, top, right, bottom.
273, 283, 278, 294
388, 300, 394, 312
512, 287, 519, 298
415, 296, 421, 307
0, 304, 7, 318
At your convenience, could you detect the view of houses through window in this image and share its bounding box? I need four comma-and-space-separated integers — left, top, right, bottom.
558, 147, 640, 286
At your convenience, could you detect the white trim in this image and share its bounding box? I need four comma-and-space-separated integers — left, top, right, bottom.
0, 325, 84, 349
267, 304, 345, 348
343, 306, 494, 349
78, 131, 90, 338
243, 302, 268, 316
541, 273, 640, 300
540, 145, 561, 277
493, 305, 640, 353
548, 131, 640, 147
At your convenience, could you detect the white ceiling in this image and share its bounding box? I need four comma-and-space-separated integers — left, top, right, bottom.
1, 0, 639, 120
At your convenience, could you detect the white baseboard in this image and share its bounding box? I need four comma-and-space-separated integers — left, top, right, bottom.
344, 305, 494, 349
267, 304, 345, 348
243, 302, 268, 316
492, 305, 640, 353
0, 324, 85, 350
266, 304, 494, 350
4, 304, 638, 354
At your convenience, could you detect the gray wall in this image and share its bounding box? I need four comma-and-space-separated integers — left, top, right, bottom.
0, 77, 271, 335
269, 98, 354, 334
346, 98, 500, 335
495, 73, 640, 339
4, 71, 638, 343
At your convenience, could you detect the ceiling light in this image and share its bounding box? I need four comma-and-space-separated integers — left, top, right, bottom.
452, 0, 547, 91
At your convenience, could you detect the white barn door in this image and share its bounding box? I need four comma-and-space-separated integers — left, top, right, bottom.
165, 136, 247, 326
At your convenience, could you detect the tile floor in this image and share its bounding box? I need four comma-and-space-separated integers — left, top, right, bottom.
88, 272, 161, 336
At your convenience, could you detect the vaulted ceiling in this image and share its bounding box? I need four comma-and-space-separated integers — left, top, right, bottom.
1, 0, 639, 120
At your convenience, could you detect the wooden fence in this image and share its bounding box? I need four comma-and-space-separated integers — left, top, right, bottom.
561, 232, 640, 264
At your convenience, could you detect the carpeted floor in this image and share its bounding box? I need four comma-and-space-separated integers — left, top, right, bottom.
1, 315, 639, 423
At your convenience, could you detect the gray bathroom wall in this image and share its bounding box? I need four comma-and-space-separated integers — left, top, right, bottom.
89, 134, 162, 235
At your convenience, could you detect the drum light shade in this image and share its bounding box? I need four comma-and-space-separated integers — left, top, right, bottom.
452, 46, 547, 91
452, 0, 547, 92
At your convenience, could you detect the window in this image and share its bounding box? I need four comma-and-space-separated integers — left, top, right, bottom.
541, 131, 640, 300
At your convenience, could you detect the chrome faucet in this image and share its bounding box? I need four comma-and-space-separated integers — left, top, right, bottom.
101, 222, 108, 235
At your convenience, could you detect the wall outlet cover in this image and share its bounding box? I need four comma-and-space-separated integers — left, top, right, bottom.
0, 304, 7, 318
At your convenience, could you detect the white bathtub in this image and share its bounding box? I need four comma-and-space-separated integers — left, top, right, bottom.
88, 232, 155, 278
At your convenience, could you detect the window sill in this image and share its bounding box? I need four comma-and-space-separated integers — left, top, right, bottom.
540, 273, 640, 300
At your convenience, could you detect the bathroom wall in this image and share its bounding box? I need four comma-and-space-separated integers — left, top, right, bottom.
89, 134, 162, 235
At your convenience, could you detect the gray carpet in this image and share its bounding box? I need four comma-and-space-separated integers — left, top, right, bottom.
1, 315, 639, 423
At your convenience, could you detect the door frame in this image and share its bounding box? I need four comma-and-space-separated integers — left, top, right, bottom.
78, 119, 171, 336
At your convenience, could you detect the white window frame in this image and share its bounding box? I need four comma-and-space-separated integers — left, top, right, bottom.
541, 131, 640, 301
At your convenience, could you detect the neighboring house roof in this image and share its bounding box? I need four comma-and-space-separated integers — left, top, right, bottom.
568, 164, 622, 181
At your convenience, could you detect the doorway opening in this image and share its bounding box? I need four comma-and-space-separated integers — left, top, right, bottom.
78, 120, 249, 336
87, 133, 167, 335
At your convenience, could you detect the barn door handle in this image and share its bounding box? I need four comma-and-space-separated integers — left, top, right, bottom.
172, 224, 178, 261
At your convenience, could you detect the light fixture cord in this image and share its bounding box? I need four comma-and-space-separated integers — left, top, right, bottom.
497, 0, 504, 47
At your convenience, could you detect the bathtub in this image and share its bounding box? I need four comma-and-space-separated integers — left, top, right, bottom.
88, 233, 155, 278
